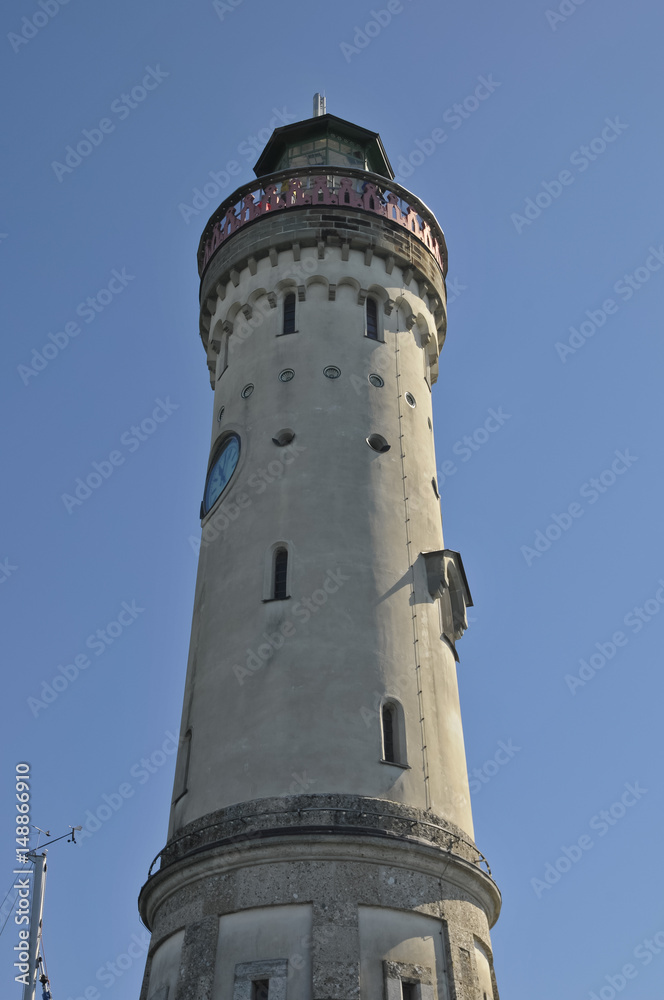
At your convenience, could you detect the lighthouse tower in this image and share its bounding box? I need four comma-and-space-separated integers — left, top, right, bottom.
138, 98, 501, 1000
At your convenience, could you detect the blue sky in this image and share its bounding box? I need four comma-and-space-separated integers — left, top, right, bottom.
1, 0, 663, 997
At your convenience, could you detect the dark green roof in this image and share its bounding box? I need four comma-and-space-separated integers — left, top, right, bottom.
253, 112, 394, 179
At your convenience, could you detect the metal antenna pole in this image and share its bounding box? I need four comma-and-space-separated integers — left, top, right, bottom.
21, 852, 47, 1000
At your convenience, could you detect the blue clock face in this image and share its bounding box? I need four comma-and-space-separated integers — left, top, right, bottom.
203, 434, 240, 515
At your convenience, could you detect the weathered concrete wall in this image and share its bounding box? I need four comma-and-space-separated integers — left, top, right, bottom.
138, 178, 501, 1000
213, 905, 312, 1000
167, 240, 475, 846
140, 835, 499, 1000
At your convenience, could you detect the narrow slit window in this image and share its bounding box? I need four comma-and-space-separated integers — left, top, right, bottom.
274, 547, 288, 600
382, 704, 396, 762
366, 297, 378, 340
219, 331, 230, 377
252, 982, 270, 1000
283, 292, 296, 334
401, 984, 418, 1000
172, 728, 192, 803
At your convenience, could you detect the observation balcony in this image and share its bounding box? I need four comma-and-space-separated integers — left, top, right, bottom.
197, 165, 448, 281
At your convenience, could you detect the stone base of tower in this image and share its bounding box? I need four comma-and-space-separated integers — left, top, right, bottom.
138, 796, 500, 1000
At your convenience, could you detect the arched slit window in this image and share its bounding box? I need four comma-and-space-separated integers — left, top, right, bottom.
283, 292, 296, 334
273, 547, 288, 600
381, 699, 407, 766
382, 704, 396, 762
366, 297, 378, 340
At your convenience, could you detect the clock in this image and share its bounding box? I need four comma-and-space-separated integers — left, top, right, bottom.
203, 434, 240, 515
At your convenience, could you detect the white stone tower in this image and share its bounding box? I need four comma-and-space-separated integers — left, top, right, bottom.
138, 99, 502, 1000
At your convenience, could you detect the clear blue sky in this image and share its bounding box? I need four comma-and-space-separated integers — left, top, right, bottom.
1, 0, 663, 997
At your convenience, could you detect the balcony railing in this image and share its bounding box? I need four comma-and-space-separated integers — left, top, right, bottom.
197, 166, 448, 279
143, 803, 492, 882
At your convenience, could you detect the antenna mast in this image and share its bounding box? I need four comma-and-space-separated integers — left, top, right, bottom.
19, 826, 81, 1000
313, 92, 326, 116
21, 852, 46, 1000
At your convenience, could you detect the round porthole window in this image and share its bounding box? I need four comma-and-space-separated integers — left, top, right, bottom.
366, 433, 390, 453
323, 366, 341, 379
368, 373, 384, 388
405, 392, 416, 408
279, 368, 295, 382
241, 383, 254, 398
217, 406, 225, 423
272, 429, 295, 447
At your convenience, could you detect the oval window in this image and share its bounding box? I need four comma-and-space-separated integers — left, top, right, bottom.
366, 433, 390, 453
272, 429, 295, 447
202, 434, 241, 516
